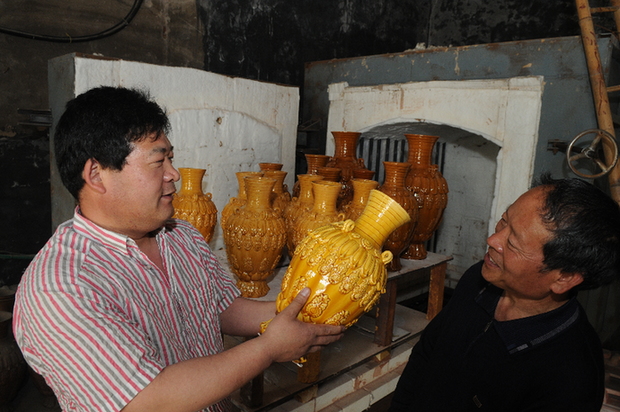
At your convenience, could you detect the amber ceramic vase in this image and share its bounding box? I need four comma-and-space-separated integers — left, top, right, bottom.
172, 168, 218, 243
326, 131, 371, 209
292, 154, 330, 198
284, 174, 325, 257
342, 178, 379, 222
289, 180, 345, 255
0, 311, 28, 409
403, 134, 449, 260
263, 170, 291, 214
379, 162, 418, 271
222, 176, 286, 297
261, 189, 410, 333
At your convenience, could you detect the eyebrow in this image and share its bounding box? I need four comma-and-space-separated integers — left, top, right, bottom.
151, 145, 174, 155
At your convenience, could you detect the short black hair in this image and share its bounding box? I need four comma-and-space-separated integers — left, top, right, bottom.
54, 86, 170, 199
536, 174, 620, 290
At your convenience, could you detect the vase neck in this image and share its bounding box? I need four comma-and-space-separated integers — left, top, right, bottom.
353, 190, 411, 250
244, 177, 276, 210
179, 168, 206, 195
332, 132, 361, 159
350, 179, 378, 207
235, 171, 263, 199
263, 170, 287, 194
405, 134, 439, 167
298, 174, 324, 206
382, 162, 410, 187
305, 154, 330, 174
311, 181, 341, 214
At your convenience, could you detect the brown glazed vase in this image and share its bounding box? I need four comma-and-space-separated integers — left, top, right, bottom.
222, 176, 286, 297
220, 171, 263, 230
0, 311, 28, 409
378, 161, 419, 271
403, 134, 449, 260
283, 174, 325, 257
289, 180, 345, 255
352, 168, 375, 180
317, 167, 342, 183
342, 178, 379, 222
326, 131, 371, 209
263, 170, 291, 215
292, 154, 330, 198
172, 168, 218, 243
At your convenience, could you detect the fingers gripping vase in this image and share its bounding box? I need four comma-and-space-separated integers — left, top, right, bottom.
403, 134, 449, 260
172, 168, 218, 243
379, 162, 419, 272
262, 189, 410, 331
222, 176, 286, 297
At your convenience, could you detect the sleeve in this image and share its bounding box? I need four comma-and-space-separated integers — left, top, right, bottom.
14, 279, 164, 412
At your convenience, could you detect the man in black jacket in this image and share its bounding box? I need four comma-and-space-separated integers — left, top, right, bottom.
390, 175, 620, 411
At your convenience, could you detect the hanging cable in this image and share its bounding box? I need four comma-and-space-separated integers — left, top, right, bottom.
0, 0, 143, 43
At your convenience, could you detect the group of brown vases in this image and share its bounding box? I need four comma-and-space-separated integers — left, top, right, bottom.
172, 131, 448, 299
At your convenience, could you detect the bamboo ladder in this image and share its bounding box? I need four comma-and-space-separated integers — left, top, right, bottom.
575, 0, 620, 203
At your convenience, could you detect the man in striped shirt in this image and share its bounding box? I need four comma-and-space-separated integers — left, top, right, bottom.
13, 86, 344, 412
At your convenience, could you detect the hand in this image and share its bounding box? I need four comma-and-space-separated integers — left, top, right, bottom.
260, 288, 345, 363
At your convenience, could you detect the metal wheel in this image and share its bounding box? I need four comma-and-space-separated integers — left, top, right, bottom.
567, 129, 619, 179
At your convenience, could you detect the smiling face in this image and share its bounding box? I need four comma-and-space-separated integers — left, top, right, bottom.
98, 133, 179, 238
481, 186, 563, 301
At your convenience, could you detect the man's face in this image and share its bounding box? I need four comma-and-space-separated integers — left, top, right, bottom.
481, 186, 560, 300
100, 133, 179, 237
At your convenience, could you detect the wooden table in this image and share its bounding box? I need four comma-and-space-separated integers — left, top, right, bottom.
215, 250, 452, 411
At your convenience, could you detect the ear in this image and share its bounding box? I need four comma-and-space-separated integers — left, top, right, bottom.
82, 158, 106, 194
550, 271, 584, 295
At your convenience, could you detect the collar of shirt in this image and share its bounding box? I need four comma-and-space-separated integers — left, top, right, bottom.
475, 280, 580, 355
72, 207, 167, 255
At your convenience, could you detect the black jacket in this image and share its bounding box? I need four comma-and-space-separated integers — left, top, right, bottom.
389, 261, 604, 412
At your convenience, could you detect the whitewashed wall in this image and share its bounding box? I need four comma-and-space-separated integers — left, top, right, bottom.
48, 53, 299, 250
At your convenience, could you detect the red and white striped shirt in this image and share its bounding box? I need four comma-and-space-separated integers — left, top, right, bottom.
13, 210, 240, 411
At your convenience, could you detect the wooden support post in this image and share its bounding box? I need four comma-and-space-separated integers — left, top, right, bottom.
374, 279, 398, 346
426, 263, 447, 320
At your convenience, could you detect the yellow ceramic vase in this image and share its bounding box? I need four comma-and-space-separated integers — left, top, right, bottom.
283, 174, 325, 257
342, 178, 379, 222
292, 154, 330, 198
289, 180, 345, 255
266, 189, 411, 329
263, 170, 291, 215
220, 171, 263, 229
222, 176, 286, 297
172, 168, 218, 243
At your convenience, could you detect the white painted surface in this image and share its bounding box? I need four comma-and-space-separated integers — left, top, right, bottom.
49, 54, 299, 249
